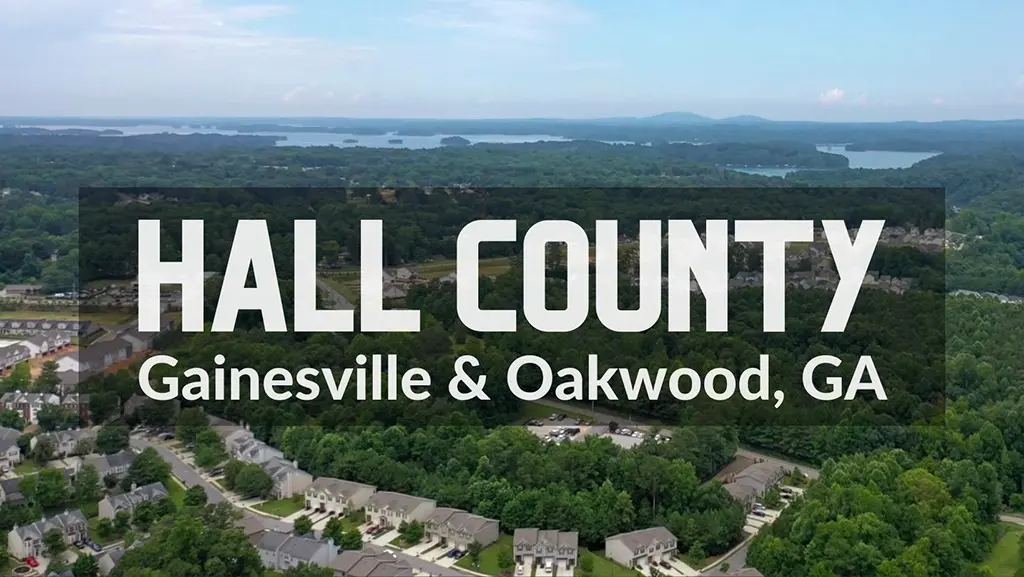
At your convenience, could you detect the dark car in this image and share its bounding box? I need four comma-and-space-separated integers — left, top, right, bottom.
90, 541, 103, 552
660, 561, 672, 569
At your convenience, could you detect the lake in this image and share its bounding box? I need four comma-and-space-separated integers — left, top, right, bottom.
27, 124, 572, 149
729, 145, 941, 176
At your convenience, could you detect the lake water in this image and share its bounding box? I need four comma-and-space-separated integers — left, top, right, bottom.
729, 145, 941, 176
28, 124, 572, 149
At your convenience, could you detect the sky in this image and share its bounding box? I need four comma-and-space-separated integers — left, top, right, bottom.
1, 0, 1022, 121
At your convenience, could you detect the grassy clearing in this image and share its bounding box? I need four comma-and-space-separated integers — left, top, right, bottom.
983, 522, 1024, 576
318, 257, 512, 305
0, 308, 136, 326
340, 510, 366, 531
167, 477, 186, 507
456, 535, 513, 575
574, 551, 641, 577
14, 461, 39, 475
254, 495, 305, 518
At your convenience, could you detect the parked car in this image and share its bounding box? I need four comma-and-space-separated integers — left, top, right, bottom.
660, 561, 672, 569
751, 510, 766, 518
25, 557, 39, 568
453, 551, 465, 559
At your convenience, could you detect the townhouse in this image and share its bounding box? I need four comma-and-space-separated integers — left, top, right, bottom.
57, 338, 134, 374
7, 509, 88, 559
32, 427, 98, 457
0, 391, 61, 424
0, 344, 30, 372
0, 319, 100, 339
305, 477, 377, 515
18, 330, 73, 358
82, 450, 135, 483
250, 530, 339, 572
0, 426, 22, 472
0, 284, 42, 298
329, 548, 415, 577
365, 492, 437, 529
60, 394, 91, 422
513, 529, 579, 573
98, 482, 169, 519
723, 461, 788, 509
604, 527, 678, 570
97, 547, 127, 576
262, 457, 314, 499
0, 478, 27, 507
424, 508, 499, 551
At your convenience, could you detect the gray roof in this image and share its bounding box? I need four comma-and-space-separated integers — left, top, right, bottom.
261, 457, 306, 482
83, 449, 135, 473
37, 427, 97, 447
0, 477, 25, 505
513, 528, 578, 550
308, 477, 376, 498
79, 337, 132, 364
606, 527, 677, 550
14, 509, 87, 540
367, 491, 435, 514
0, 391, 59, 406
330, 547, 414, 577
0, 427, 21, 452
0, 344, 30, 362
733, 462, 786, 485
724, 483, 759, 502
102, 482, 168, 514
250, 530, 328, 562
426, 508, 498, 536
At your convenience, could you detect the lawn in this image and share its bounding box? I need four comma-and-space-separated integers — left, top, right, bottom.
89, 516, 124, 545
456, 535, 513, 575
575, 551, 641, 577
167, 477, 186, 507
340, 510, 365, 531
983, 522, 1024, 576
14, 461, 39, 475
254, 495, 305, 518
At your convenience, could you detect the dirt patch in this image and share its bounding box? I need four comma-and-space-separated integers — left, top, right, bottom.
714, 455, 757, 482
28, 346, 78, 378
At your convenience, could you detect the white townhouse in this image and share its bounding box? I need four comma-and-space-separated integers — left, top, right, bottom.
513, 529, 579, 573
365, 492, 436, 529
305, 477, 377, 515
604, 527, 678, 570
7, 509, 88, 559
424, 508, 500, 551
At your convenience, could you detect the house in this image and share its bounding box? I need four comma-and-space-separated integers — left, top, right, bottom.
0, 344, 30, 372
78, 338, 134, 372
605, 527, 678, 570
250, 530, 338, 572
0, 391, 61, 424
56, 370, 93, 394
513, 529, 579, 573
82, 450, 135, 482
60, 394, 91, 422
7, 509, 88, 559
305, 477, 377, 515
364, 492, 436, 528
97, 547, 127, 576
0, 284, 42, 298
32, 427, 98, 457
116, 314, 176, 352
0, 478, 27, 507
424, 508, 499, 551
261, 457, 314, 499
234, 436, 284, 465
329, 547, 415, 577
19, 331, 73, 358
235, 515, 267, 538
98, 482, 169, 519
0, 319, 100, 339
0, 427, 22, 472
723, 461, 787, 509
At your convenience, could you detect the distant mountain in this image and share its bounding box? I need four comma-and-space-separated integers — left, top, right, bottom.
641, 111, 713, 123
720, 115, 772, 124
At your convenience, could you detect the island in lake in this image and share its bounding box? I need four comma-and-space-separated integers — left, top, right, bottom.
388, 138, 404, 144
343, 138, 359, 144
440, 136, 471, 146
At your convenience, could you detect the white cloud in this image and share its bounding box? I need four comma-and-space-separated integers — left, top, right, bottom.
819, 88, 845, 104
409, 0, 593, 43
0, 0, 376, 115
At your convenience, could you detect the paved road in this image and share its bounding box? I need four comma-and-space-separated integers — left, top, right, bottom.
130, 436, 292, 532
317, 278, 355, 310
1001, 515, 1024, 526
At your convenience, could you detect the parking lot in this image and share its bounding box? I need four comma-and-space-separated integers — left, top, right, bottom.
743, 485, 803, 534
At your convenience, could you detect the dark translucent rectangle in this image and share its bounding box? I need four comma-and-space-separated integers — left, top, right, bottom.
77, 186, 946, 429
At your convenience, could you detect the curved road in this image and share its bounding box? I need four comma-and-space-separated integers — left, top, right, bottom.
317, 278, 355, 310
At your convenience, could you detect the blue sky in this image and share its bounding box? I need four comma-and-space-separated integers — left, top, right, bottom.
0, 0, 1021, 120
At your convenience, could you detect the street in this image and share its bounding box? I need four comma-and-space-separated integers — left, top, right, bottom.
317, 278, 355, 310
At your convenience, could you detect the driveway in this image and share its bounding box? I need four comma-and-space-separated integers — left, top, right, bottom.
434, 555, 461, 569
372, 528, 402, 546
405, 539, 441, 558
667, 558, 699, 576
